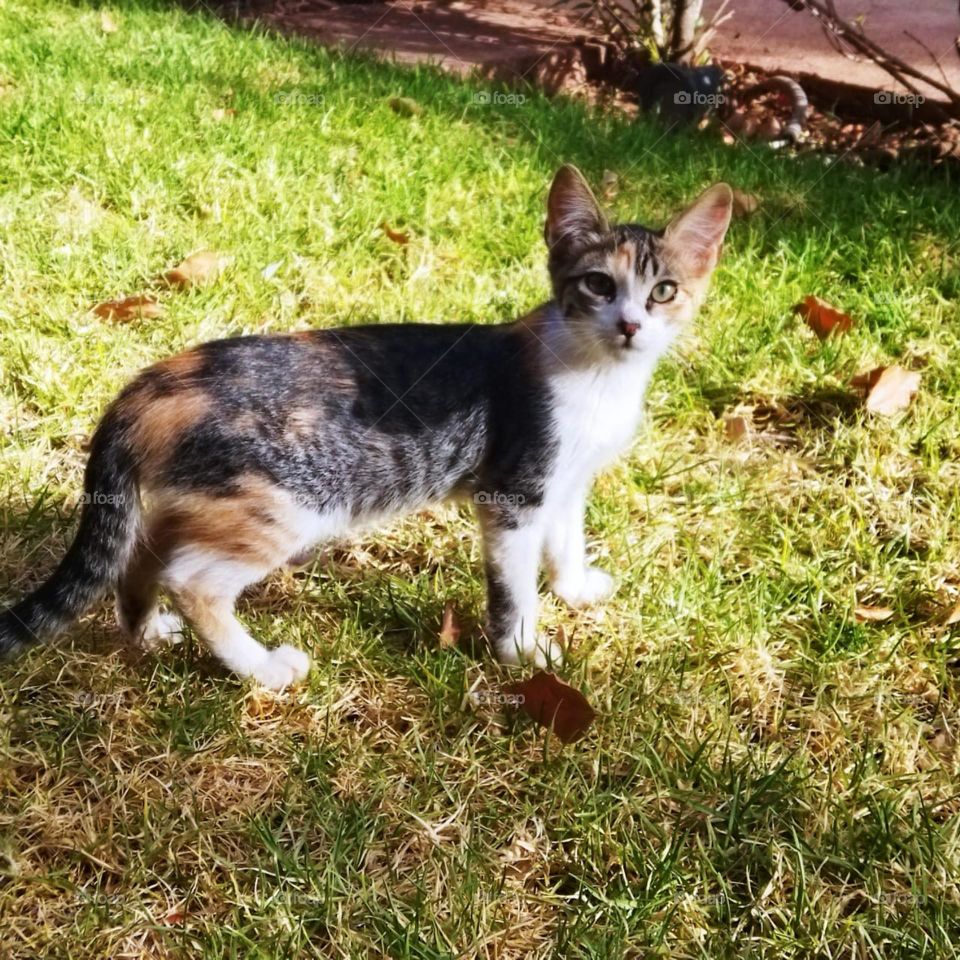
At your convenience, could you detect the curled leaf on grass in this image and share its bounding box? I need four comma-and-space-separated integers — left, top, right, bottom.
438, 601, 461, 650
793, 295, 854, 340
261, 259, 283, 281
600, 170, 619, 199
503, 671, 595, 744
92, 294, 163, 322
381, 222, 411, 245
731, 189, 760, 218
941, 604, 960, 626
165, 250, 232, 288
388, 96, 422, 117
723, 415, 750, 441
854, 604, 894, 623
851, 365, 921, 416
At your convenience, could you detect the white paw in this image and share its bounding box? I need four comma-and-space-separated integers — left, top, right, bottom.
552, 566, 617, 609
250, 644, 311, 692
496, 635, 565, 669
139, 611, 185, 650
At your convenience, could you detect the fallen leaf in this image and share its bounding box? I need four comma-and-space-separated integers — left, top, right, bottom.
852, 365, 921, 416
261, 259, 283, 281
388, 96, 422, 117
438, 601, 461, 649
245, 688, 280, 719
731, 189, 760, 218
165, 250, 231, 287
504, 671, 595, 744
854, 604, 894, 623
600, 169, 618, 199
723, 414, 750, 441
99, 10, 118, 33
381, 222, 410, 245
942, 603, 960, 626
211, 107, 236, 121
92, 294, 163, 322
930, 728, 956, 754
793, 295, 854, 340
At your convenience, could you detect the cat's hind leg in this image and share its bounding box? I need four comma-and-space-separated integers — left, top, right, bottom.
151, 483, 319, 690
167, 560, 309, 691
115, 537, 183, 650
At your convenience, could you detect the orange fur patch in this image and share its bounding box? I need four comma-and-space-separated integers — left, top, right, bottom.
146, 479, 302, 568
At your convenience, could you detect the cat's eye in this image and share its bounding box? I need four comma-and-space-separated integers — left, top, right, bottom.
583, 271, 616, 300
650, 280, 678, 304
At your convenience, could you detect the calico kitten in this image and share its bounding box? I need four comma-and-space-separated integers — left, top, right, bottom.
0, 166, 731, 689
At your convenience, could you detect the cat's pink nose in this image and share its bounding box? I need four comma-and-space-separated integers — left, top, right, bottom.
618, 319, 639, 339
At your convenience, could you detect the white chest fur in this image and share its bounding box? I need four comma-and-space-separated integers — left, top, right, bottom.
547, 358, 657, 494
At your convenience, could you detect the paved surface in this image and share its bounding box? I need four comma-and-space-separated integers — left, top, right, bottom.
702, 0, 960, 102
250, 0, 959, 103
253, 0, 583, 74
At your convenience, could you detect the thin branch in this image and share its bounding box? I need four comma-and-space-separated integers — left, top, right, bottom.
780, 0, 960, 111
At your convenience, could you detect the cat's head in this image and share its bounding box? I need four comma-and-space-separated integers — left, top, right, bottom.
544, 165, 732, 363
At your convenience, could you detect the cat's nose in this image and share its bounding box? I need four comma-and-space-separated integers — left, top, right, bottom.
618, 318, 639, 339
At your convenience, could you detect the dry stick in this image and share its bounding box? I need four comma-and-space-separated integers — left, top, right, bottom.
904, 30, 955, 93
649, 0, 665, 51
693, 0, 734, 61
780, 0, 960, 114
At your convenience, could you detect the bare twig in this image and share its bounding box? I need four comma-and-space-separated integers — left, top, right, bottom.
904, 29, 954, 92
781, 0, 960, 115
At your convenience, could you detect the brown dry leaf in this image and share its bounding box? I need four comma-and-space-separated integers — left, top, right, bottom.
211, 107, 237, 121
941, 603, 960, 626
793, 295, 854, 340
504, 671, 595, 744
852, 365, 921, 416
99, 10, 118, 33
865, 366, 921, 415
245, 688, 281, 719
731, 189, 760, 218
165, 250, 231, 287
388, 96, 423, 117
92, 294, 163, 322
381, 222, 410, 246
600, 169, 619, 199
723, 414, 750, 441
438, 601, 461, 649
854, 604, 894, 623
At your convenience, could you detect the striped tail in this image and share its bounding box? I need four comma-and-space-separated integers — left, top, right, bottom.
0, 412, 139, 656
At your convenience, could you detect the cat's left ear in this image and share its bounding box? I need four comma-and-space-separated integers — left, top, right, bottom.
545, 165, 608, 254
663, 183, 733, 277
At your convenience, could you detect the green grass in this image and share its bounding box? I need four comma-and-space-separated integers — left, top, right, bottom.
2, 1, 960, 956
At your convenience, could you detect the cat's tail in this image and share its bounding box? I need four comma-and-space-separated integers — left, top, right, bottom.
0, 407, 140, 657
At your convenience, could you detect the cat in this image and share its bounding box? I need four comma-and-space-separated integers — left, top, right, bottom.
0, 166, 732, 690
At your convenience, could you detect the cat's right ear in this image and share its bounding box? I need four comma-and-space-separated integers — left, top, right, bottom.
545, 165, 608, 255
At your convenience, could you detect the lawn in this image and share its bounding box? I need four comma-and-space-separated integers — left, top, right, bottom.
2, 1, 960, 956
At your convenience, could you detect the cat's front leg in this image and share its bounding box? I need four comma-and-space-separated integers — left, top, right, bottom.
545, 488, 617, 609
478, 505, 562, 667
